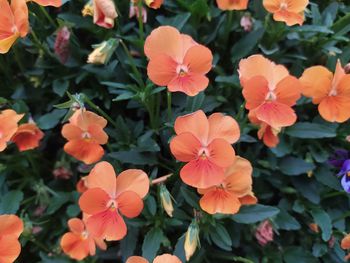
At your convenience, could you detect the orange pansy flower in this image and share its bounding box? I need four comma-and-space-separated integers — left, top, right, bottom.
263, 0, 309, 26
61, 110, 108, 165
126, 254, 181, 263
238, 54, 301, 147
0, 110, 24, 152
216, 0, 249, 10
198, 156, 257, 215
79, 161, 149, 241
93, 0, 118, 29
341, 234, 350, 261
26, 0, 62, 7
144, 26, 213, 96
0, 0, 29, 54
300, 60, 350, 123
0, 215, 24, 263
11, 123, 44, 152
170, 110, 240, 189
60, 218, 106, 260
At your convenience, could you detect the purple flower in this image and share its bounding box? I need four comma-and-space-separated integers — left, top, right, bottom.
328, 149, 350, 168
339, 160, 350, 193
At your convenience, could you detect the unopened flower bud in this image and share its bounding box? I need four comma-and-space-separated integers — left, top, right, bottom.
240, 13, 253, 32
344, 63, 350, 74
255, 220, 274, 246
54, 26, 71, 64
309, 223, 319, 233
145, 0, 163, 9
159, 184, 174, 217
87, 39, 118, 65
184, 220, 200, 261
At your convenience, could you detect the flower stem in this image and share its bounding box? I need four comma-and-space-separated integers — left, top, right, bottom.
167, 92, 172, 122
137, 0, 144, 42
39, 6, 57, 28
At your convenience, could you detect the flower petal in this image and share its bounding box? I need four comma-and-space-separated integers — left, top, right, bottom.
87, 125, 108, 144
147, 54, 177, 86
273, 10, 305, 26
170, 132, 201, 162
60, 233, 89, 261
79, 188, 110, 215
216, 0, 249, 10
208, 113, 240, 144
242, 76, 269, 110
87, 161, 117, 196
180, 159, 225, 188
300, 66, 333, 104
126, 256, 149, 263
117, 191, 144, 218
86, 210, 127, 241
255, 102, 297, 127
199, 188, 241, 215
275, 76, 302, 106
318, 96, 350, 123
207, 138, 236, 167
67, 218, 85, 234
0, 215, 23, 237
27, 0, 62, 7
115, 169, 149, 198
0, 236, 21, 263
61, 124, 82, 140
341, 234, 350, 249
168, 73, 209, 97
174, 110, 209, 144
183, 45, 213, 74
64, 140, 104, 165
154, 254, 182, 263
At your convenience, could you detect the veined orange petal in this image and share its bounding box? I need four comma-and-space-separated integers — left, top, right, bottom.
318, 96, 350, 123
61, 124, 83, 140
154, 254, 182, 263
224, 156, 253, 196
12, 0, 29, 37
199, 188, 241, 214
207, 113, 240, 144
337, 75, 350, 97
64, 140, 104, 165
87, 161, 117, 196
126, 256, 149, 263
239, 193, 258, 205
0, 34, 20, 54
115, 169, 149, 198
275, 76, 301, 106
167, 72, 209, 96
180, 159, 225, 189
27, 0, 62, 7
79, 188, 110, 215
170, 132, 201, 162
207, 138, 235, 168
300, 66, 333, 103
258, 124, 280, 148
255, 102, 297, 127
147, 53, 177, 86
0, 215, 23, 237
174, 110, 209, 144
183, 45, 213, 74
285, 0, 309, 13
117, 191, 144, 218
0, 236, 21, 263
333, 59, 346, 88
86, 210, 127, 241
75, 110, 107, 130
60, 233, 90, 260
68, 218, 85, 234
273, 10, 305, 26
242, 76, 269, 110
87, 124, 108, 144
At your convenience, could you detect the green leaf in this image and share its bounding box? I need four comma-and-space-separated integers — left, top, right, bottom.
311, 208, 332, 242
232, 205, 280, 224
0, 191, 23, 214
285, 122, 337, 139
142, 227, 165, 261
37, 109, 67, 130
121, 227, 139, 261
209, 224, 232, 251
144, 195, 157, 216
283, 247, 317, 263
109, 150, 158, 165
279, 157, 315, 176
231, 27, 265, 61
53, 79, 69, 97
274, 210, 301, 230
180, 185, 200, 209
156, 13, 191, 30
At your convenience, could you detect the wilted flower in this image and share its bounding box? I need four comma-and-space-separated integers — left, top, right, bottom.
33, 206, 47, 217
159, 184, 174, 217
53, 166, 73, 180
255, 220, 274, 246
0, 110, 24, 152
54, 26, 71, 64
87, 39, 118, 65
184, 220, 200, 261
144, 0, 163, 9
240, 14, 253, 32
11, 123, 44, 152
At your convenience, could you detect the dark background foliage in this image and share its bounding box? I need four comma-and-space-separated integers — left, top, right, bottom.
1, 0, 350, 262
